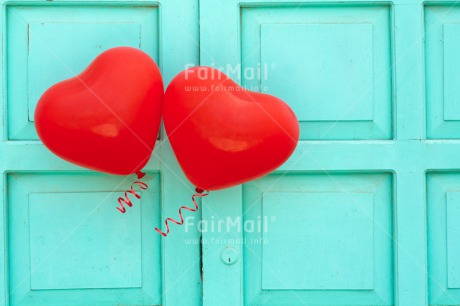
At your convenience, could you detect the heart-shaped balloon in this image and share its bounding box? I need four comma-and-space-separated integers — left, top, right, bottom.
164, 66, 299, 190
35, 47, 163, 175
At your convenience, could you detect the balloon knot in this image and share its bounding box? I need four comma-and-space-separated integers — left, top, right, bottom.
195, 187, 205, 194
136, 171, 146, 179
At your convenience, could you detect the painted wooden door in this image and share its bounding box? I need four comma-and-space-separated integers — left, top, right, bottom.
2, 0, 460, 306
0, 1, 202, 305
200, 0, 460, 305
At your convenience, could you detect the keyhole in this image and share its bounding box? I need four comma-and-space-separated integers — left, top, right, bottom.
221, 247, 238, 265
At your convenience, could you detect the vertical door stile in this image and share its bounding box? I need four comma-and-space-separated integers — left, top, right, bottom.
159, 0, 201, 305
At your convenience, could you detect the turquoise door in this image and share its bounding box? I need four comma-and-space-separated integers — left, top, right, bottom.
0, 1, 202, 305
200, 1, 460, 306
2, 0, 460, 306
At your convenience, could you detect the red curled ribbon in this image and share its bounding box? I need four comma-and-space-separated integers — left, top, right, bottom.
116, 171, 148, 213
155, 188, 209, 237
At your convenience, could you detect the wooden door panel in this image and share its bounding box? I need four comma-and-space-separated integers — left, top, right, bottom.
243, 173, 393, 305
6, 3, 160, 140
427, 173, 460, 305
241, 5, 392, 140
7, 173, 161, 306
425, 5, 460, 139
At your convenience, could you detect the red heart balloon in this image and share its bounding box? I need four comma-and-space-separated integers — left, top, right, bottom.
35, 47, 163, 175
164, 67, 299, 190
